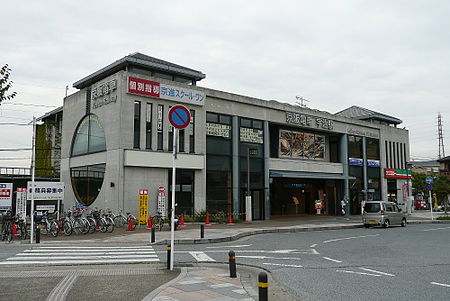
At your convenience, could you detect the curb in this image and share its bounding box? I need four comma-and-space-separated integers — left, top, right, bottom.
141, 267, 186, 301
151, 224, 363, 245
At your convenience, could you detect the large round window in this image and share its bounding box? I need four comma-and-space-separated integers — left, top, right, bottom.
71, 164, 106, 206
71, 114, 106, 156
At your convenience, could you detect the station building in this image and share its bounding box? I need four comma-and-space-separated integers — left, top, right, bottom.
42, 52, 411, 219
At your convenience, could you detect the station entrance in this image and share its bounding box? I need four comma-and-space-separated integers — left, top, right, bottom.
270, 177, 341, 216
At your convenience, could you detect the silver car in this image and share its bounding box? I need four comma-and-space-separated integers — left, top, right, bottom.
362, 201, 407, 228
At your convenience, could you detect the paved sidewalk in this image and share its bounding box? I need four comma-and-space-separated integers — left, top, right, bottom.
37, 213, 449, 245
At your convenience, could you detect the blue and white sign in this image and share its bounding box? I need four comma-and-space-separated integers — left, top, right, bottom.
349, 158, 363, 166
367, 160, 381, 167
425, 177, 434, 184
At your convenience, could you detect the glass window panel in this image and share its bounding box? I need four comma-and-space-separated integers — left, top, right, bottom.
253, 120, 263, 129
206, 112, 218, 123
240, 118, 252, 128
219, 115, 231, 125
71, 164, 105, 206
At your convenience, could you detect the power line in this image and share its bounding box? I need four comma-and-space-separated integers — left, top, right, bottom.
1, 102, 59, 108
0, 122, 31, 126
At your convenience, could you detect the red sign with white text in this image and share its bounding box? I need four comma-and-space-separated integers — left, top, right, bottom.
128, 77, 160, 98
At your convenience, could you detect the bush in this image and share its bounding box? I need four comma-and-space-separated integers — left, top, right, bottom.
437, 216, 450, 220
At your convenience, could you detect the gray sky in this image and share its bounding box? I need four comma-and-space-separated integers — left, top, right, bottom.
1, 0, 449, 167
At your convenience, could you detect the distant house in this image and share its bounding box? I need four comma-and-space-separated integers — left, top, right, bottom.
411, 160, 440, 175
438, 156, 450, 177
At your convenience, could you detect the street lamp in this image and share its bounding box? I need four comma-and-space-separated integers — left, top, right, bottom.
246, 147, 257, 222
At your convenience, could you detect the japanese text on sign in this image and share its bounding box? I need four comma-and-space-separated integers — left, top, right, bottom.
27, 182, 64, 200
127, 76, 205, 106
138, 189, 149, 225
0, 183, 13, 210
286, 112, 333, 130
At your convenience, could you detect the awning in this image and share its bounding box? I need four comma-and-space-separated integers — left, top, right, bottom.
270, 170, 355, 180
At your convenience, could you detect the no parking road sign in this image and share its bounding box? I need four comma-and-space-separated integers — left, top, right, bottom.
168, 105, 191, 129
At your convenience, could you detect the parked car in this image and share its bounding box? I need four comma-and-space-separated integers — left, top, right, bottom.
415, 199, 427, 210
362, 201, 407, 228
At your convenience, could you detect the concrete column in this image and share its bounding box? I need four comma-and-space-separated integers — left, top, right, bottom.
339, 134, 350, 215
232, 116, 240, 215
263, 121, 270, 220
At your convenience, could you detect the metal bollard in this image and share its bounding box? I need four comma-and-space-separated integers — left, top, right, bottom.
36, 227, 40, 244
151, 227, 155, 243
166, 245, 171, 270
229, 250, 236, 278
200, 224, 204, 238
258, 272, 268, 301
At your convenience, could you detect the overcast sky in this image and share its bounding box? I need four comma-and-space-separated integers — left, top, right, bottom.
1, 0, 449, 168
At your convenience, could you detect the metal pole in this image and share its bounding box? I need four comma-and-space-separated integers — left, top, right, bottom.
258, 272, 268, 301
30, 116, 36, 244
229, 250, 236, 278
170, 128, 177, 270
429, 189, 433, 221
247, 148, 250, 197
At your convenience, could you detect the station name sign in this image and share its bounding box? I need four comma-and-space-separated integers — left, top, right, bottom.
91, 79, 117, 109
286, 112, 333, 130
127, 76, 205, 106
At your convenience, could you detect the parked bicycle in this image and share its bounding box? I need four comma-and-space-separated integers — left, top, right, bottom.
1, 211, 14, 242
36, 211, 58, 237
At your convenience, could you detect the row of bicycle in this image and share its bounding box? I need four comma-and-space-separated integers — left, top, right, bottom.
1, 208, 137, 241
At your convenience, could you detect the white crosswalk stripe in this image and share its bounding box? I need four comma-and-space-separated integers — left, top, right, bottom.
0, 245, 160, 266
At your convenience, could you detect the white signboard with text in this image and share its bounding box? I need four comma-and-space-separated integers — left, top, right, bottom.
27, 182, 64, 200
16, 188, 27, 219
0, 183, 13, 210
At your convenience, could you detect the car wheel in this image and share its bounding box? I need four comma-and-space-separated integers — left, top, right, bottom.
383, 219, 390, 228
401, 218, 406, 227
364, 224, 370, 228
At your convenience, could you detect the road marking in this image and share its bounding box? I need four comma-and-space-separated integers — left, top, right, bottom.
170, 249, 317, 255
206, 244, 251, 249
322, 257, 342, 263
32, 246, 153, 249
263, 263, 303, 268
237, 255, 302, 260
0, 246, 159, 266
323, 234, 380, 244
46, 274, 77, 301
431, 282, 450, 288
423, 227, 450, 232
0, 258, 160, 265
336, 270, 381, 277
310, 244, 317, 248
359, 268, 395, 276
189, 251, 216, 262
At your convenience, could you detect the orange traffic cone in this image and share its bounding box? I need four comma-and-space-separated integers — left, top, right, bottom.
146, 216, 153, 230
179, 213, 186, 227
227, 212, 234, 225
205, 213, 211, 226
127, 216, 134, 231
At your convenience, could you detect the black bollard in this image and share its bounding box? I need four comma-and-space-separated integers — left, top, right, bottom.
151, 227, 155, 243
36, 227, 40, 244
166, 245, 171, 270
229, 250, 236, 278
200, 224, 204, 239
258, 272, 268, 301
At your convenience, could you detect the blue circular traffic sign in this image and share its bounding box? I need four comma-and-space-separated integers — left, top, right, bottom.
168, 105, 191, 129
425, 184, 432, 191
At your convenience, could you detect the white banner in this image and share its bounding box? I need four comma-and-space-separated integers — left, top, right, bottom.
27, 182, 64, 200
0, 183, 13, 210
16, 188, 27, 219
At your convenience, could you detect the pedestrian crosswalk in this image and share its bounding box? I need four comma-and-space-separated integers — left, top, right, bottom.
0, 245, 160, 266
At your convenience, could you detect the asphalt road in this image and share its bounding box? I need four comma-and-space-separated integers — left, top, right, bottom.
152, 223, 450, 301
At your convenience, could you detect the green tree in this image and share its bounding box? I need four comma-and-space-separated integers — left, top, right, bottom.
433, 175, 450, 213
412, 172, 427, 196
0, 64, 17, 105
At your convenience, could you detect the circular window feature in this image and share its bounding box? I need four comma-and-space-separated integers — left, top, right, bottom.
71, 114, 106, 156
71, 164, 106, 206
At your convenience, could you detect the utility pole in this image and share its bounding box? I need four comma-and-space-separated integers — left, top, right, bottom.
295, 96, 310, 108
437, 113, 445, 159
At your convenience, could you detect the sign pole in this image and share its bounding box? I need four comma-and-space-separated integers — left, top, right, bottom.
170, 128, 177, 271
429, 190, 433, 221
30, 116, 36, 244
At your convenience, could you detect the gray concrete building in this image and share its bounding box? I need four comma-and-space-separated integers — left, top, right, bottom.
44, 53, 411, 219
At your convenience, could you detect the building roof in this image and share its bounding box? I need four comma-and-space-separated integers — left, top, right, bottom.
410, 160, 440, 167
437, 155, 450, 162
73, 52, 206, 89
334, 105, 402, 125
36, 106, 63, 122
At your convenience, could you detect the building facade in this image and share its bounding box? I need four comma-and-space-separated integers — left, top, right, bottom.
53, 53, 411, 218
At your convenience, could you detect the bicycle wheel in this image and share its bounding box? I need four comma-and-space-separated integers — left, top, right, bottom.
79, 219, 90, 234
113, 215, 125, 228
73, 219, 85, 234
6, 224, 12, 242
49, 221, 58, 237
63, 221, 72, 236
87, 218, 96, 233
106, 217, 114, 233
98, 218, 107, 233
20, 224, 27, 240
